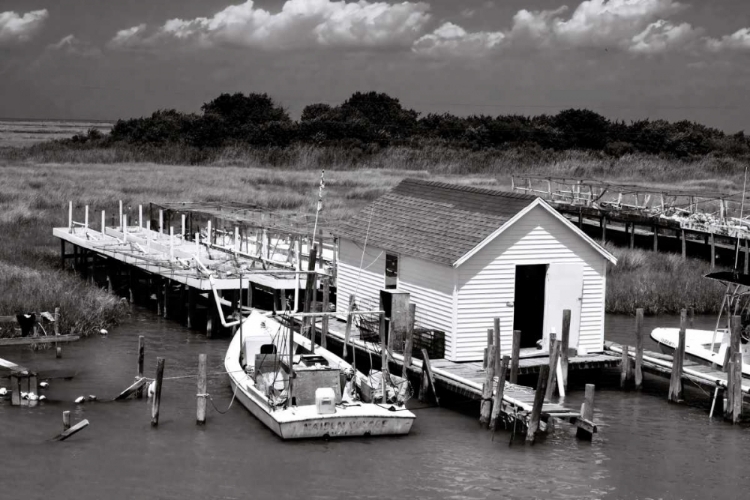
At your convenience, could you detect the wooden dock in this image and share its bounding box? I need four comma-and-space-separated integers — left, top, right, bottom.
321, 318, 605, 441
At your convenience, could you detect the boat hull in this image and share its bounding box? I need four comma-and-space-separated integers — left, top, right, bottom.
650, 327, 750, 377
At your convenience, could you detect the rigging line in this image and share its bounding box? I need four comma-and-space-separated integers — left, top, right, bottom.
354, 205, 375, 298
734, 165, 748, 271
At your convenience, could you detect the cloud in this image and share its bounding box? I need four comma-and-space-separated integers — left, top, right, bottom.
413, 22, 504, 58
48, 35, 102, 58
109, 0, 431, 51
0, 9, 48, 45
706, 28, 750, 52
628, 20, 702, 54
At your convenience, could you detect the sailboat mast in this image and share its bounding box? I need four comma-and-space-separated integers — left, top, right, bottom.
288, 323, 294, 406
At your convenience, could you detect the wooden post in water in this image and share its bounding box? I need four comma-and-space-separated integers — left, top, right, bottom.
630, 223, 636, 249
527, 365, 549, 444
62, 411, 71, 431
151, 357, 165, 426
620, 345, 632, 389
10, 374, 20, 406
561, 310, 570, 389
379, 312, 388, 404
197, 353, 207, 425
728, 351, 743, 424
418, 348, 439, 406
342, 294, 355, 360
635, 308, 644, 389
490, 355, 510, 431
710, 233, 716, 269
483, 328, 493, 369
320, 278, 330, 349
681, 229, 687, 259
162, 281, 169, 319
136, 335, 145, 398
510, 330, 521, 384
479, 344, 496, 427
402, 304, 416, 380
725, 315, 741, 417
600, 216, 607, 244
187, 288, 196, 329
652, 225, 658, 251
668, 309, 686, 403
545, 334, 559, 401
576, 384, 596, 440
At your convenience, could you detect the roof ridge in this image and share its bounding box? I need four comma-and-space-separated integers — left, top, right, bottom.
398, 177, 537, 201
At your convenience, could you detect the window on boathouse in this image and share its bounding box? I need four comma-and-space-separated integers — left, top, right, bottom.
385, 253, 398, 289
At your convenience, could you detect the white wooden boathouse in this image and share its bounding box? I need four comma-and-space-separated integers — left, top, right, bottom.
335, 179, 616, 362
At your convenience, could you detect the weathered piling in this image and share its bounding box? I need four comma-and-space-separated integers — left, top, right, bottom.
727, 351, 743, 423
342, 294, 355, 360
561, 310, 571, 389
620, 345, 633, 389
479, 344, 496, 427
419, 348, 438, 405
575, 384, 596, 440
493, 318, 501, 369
401, 304, 416, 380
668, 309, 686, 403
490, 355, 510, 432
483, 328, 493, 369
10, 374, 20, 406
527, 364, 549, 444
151, 357, 165, 426
320, 278, 330, 349
635, 308, 644, 389
136, 335, 145, 399
510, 329, 521, 384
197, 353, 207, 425
545, 336, 560, 401
54, 419, 90, 441
62, 411, 71, 431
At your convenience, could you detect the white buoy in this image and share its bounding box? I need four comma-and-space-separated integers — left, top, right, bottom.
87, 395, 97, 401
147, 381, 156, 398
39, 381, 49, 389
21, 392, 28, 399
27, 393, 39, 401
75, 396, 85, 404
39, 395, 46, 401
99, 329, 108, 335
0, 387, 7, 396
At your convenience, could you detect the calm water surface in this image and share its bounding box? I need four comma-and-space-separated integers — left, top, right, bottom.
1, 310, 748, 500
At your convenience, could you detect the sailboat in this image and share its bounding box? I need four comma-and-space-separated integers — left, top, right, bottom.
224, 310, 415, 439
650, 271, 750, 376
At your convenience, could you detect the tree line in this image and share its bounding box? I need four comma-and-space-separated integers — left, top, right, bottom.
69, 91, 750, 158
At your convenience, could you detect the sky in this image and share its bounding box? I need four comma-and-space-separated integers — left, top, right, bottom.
1, 0, 749, 131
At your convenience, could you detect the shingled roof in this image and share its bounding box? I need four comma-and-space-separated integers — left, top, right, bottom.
335, 178, 538, 266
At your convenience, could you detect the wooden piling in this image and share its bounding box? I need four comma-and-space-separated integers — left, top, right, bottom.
490, 355, 510, 431
151, 357, 165, 426
600, 216, 607, 243
510, 330, 521, 384
342, 294, 356, 360
320, 278, 330, 349
162, 281, 169, 319
620, 345, 632, 389
561, 310, 570, 389
197, 353, 207, 425
725, 315, 741, 416
10, 374, 20, 406
483, 328, 493, 369
54, 419, 90, 441
575, 384, 596, 440
668, 309, 686, 403
63, 411, 71, 431
479, 344, 496, 427
727, 351, 743, 424
710, 233, 716, 269
630, 223, 636, 249
527, 364, 549, 443
187, 287, 196, 329
419, 348, 439, 406
635, 308, 644, 389
653, 225, 658, 251
681, 229, 687, 259
401, 303, 416, 380
545, 337, 560, 400
379, 312, 387, 404
493, 317, 501, 367
136, 335, 145, 398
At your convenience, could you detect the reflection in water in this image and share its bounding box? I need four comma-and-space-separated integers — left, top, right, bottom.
0, 309, 747, 500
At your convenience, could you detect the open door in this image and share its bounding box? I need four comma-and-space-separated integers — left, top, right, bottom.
543, 263, 584, 351
513, 264, 548, 348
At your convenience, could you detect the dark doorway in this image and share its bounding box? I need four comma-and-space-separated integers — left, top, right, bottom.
513, 264, 547, 348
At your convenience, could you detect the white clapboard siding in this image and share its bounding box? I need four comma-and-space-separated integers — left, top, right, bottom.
456, 204, 606, 362
396, 255, 455, 358
335, 239, 386, 319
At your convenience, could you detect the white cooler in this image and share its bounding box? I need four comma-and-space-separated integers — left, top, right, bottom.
315, 387, 336, 415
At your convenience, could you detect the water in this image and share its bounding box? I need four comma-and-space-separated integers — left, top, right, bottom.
1, 310, 748, 500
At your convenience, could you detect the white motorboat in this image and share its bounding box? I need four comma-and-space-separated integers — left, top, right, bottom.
224, 310, 415, 439
650, 271, 750, 377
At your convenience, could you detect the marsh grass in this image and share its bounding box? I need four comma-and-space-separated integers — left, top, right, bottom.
605, 244, 725, 315
0, 155, 739, 333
